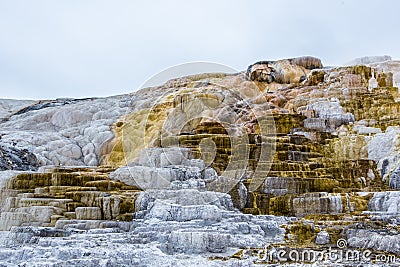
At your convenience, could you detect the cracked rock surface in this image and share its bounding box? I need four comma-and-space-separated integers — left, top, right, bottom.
2, 56, 400, 266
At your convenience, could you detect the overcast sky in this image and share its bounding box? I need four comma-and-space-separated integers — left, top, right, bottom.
0, 0, 399, 100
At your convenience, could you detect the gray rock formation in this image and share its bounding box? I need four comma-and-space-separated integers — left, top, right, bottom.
246, 56, 323, 84
0, 181, 288, 266
1, 56, 400, 266
0, 143, 38, 171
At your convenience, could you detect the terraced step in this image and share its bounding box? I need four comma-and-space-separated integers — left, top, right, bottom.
266, 170, 329, 178
1, 167, 142, 229
18, 198, 73, 209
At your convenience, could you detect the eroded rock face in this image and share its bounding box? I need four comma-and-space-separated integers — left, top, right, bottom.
0, 150, 288, 265
1, 56, 400, 265
246, 61, 276, 83
246, 56, 323, 84
0, 143, 38, 171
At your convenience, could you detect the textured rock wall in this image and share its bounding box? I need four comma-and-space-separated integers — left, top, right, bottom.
0, 97, 131, 167
2, 56, 400, 265
0, 166, 139, 230
98, 60, 400, 219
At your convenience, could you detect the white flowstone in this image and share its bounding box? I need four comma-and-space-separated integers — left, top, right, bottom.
167, 231, 230, 254
110, 166, 177, 189
110, 147, 210, 190
347, 229, 400, 256
137, 147, 192, 167
368, 191, 400, 214
134, 189, 235, 211
368, 70, 379, 91
58, 144, 82, 160
51, 108, 93, 128
315, 230, 330, 245
15, 206, 61, 223
0, 212, 33, 231
353, 125, 381, 135
292, 193, 343, 216
369, 60, 400, 89
145, 200, 225, 222
81, 143, 95, 156
0, 96, 131, 167
368, 126, 400, 186
0, 170, 20, 189
75, 207, 102, 220
305, 100, 352, 120
0, 229, 267, 266
83, 153, 98, 166
368, 126, 400, 162
301, 100, 354, 133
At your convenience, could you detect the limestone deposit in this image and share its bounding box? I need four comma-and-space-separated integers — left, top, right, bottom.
1, 55, 400, 266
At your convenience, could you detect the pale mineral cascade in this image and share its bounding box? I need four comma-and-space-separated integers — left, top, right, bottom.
1, 56, 400, 266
